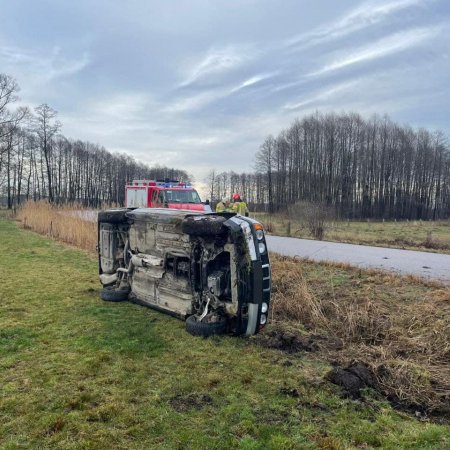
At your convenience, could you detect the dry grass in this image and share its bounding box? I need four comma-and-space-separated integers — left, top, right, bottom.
16, 201, 97, 253
269, 254, 450, 416
269, 256, 327, 326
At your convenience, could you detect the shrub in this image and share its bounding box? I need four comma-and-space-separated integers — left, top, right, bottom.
288, 201, 334, 240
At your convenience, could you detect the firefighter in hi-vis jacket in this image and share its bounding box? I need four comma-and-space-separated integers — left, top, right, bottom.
231, 193, 249, 216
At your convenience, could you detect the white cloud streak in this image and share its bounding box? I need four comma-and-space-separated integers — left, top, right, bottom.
287, 0, 430, 49
179, 46, 251, 87
165, 72, 278, 113
308, 25, 441, 76
230, 72, 277, 93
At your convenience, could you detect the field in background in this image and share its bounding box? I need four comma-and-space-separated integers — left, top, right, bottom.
254, 212, 450, 253
1, 213, 450, 448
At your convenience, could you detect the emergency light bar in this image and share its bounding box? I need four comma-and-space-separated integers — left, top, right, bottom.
127, 180, 192, 189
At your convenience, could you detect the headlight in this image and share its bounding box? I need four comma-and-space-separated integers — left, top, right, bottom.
258, 242, 266, 254
261, 302, 268, 313
260, 314, 267, 325
255, 229, 264, 240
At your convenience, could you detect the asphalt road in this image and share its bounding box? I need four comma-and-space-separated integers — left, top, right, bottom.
266, 235, 450, 285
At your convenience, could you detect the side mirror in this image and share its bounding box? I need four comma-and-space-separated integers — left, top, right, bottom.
205, 199, 210, 205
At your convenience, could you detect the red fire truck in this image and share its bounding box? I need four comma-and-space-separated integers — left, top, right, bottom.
125, 180, 211, 212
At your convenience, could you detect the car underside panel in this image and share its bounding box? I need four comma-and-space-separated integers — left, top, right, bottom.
97, 208, 271, 336
131, 266, 193, 317
128, 218, 191, 258
99, 223, 117, 274
99, 222, 127, 274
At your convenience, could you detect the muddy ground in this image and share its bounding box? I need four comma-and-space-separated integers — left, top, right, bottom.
255, 325, 450, 423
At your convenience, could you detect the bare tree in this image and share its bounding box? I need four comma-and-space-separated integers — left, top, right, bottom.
255, 135, 276, 213
0, 75, 19, 125
206, 169, 216, 202
33, 104, 61, 203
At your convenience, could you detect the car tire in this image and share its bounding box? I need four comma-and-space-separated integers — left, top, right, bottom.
98, 208, 132, 224
185, 315, 227, 337
181, 216, 227, 236
100, 286, 129, 302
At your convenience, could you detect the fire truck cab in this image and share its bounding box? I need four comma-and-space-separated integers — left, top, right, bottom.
125, 180, 211, 212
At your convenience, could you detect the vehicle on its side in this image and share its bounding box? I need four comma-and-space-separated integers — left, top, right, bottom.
125, 179, 211, 212
97, 208, 271, 336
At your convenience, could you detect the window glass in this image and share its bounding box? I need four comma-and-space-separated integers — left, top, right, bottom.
163, 189, 201, 203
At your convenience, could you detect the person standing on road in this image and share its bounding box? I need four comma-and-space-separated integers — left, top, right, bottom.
231, 193, 249, 216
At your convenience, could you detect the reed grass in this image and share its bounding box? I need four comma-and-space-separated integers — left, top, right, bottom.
16, 201, 97, 253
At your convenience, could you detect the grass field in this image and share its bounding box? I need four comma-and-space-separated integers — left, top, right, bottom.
254, 213, 450, 253
1, 213, 450, 448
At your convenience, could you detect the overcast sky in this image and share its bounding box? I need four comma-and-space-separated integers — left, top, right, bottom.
1, 0, 449, 189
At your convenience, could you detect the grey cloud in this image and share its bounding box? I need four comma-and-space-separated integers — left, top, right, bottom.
0, 0, 449, 186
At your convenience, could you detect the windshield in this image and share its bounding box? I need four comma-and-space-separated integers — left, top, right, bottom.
164, 189, 201, 203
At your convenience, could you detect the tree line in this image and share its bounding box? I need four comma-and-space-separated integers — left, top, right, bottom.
0, 74, 189, 208
209, 112, 450, 220
3, 72, 449, 219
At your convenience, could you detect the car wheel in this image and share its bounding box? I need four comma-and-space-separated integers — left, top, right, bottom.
100, 286, 129, 302
181, 216, 227, 236
186, 314, 227, 337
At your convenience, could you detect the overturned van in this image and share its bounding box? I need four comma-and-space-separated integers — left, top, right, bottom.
97, 208, 271, 336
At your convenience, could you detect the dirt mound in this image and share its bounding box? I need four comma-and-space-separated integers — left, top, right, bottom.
169, 393, 213, 412
327, 363, 377, 399
257, 327, 319, 353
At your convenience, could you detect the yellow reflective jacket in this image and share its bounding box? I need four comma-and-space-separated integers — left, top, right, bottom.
216, 201, 226, 212
232, 201, 249, 216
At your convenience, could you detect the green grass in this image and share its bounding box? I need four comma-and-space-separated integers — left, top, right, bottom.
0, 216, 449, 449
254, 213, 450, 253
